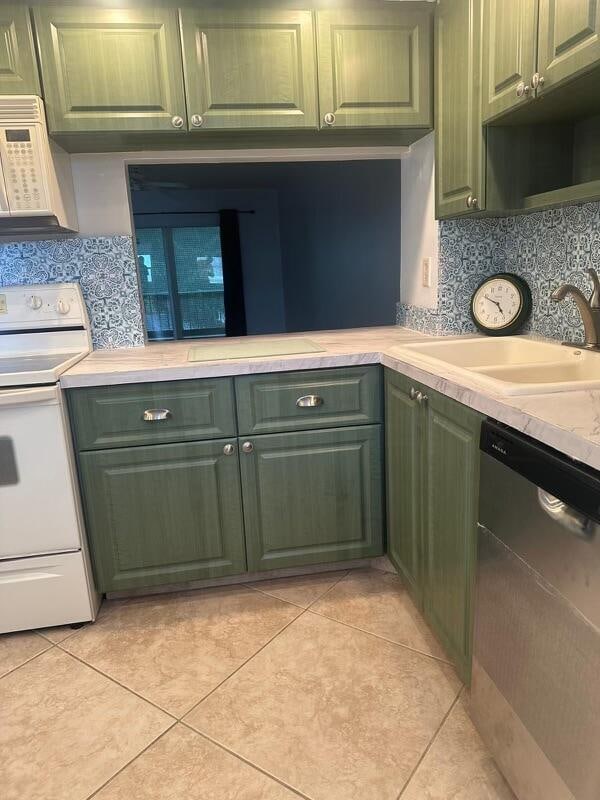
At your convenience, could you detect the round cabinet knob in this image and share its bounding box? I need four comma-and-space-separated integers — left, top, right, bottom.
223, 444, 235, 456
466, 194, 479, 209
242, 441, 254, 454
532, 72, 545, 90
516, 81, 531, 98
171, 115, 185, 129
323, 112, 336, 127
409, 387, 418, 400
190, 114, 203, 128
56, 299, 70, 315
27, 294, 43, 310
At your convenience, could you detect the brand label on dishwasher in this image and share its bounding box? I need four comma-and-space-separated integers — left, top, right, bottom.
0, 295, 7, 314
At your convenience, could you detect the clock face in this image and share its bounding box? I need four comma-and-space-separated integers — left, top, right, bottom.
472, 277, 523, 330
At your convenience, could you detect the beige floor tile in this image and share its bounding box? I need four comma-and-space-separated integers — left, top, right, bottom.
249, 570, 348, 608
186, 612, 461, 800
95, 724, 300, 800
0, 648, 171, 800
401, 697, 516, 799
62, 584, 301, 717
37, 625, 81, 644
311, 568, 448, 659
0, 630, 50, 677
370, 556, 398, 574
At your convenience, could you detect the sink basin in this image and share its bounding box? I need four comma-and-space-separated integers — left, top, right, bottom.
391, 336, 600, 395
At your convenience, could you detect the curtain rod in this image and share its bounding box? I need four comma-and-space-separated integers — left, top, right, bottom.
133, 210, 255, 216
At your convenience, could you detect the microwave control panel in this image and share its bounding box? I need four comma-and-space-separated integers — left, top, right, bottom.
0, 126, 51, 215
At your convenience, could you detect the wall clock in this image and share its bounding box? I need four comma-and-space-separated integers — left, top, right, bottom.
470, 273, 532, 336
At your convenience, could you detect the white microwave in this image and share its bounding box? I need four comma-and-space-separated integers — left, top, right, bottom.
0, 96, 77, 235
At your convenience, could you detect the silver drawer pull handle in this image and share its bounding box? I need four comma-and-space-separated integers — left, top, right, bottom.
142, 408, 172, 423
296, 395, 324, 408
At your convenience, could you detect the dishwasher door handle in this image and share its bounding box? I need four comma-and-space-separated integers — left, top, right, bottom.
537, 489, 597, 540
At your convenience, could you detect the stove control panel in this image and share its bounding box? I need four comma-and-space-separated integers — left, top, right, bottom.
0, 283, 88, 331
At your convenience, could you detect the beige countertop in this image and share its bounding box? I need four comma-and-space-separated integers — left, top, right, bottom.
60, 326, 600, 470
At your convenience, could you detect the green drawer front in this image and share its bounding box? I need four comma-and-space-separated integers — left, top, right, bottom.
235, 366, 382, 435
240, 425, 384, 572
69, 378, 236, 451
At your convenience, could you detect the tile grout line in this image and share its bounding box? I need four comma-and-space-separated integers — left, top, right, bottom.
180, 605, 309, 720
180, 721, 314, 800
84, 720, 179, 800
245, 569, 351, 612
179, 570, 352, 721
0, 639, 56, 682
37, 627, 83, 645
306, 607, 455, 667
55, 644, 179, 722
396, 686, 464, 800
304, 570, 352, 610
54, 572, 350, 725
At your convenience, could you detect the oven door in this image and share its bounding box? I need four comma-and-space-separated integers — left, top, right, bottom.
0, 385, 81, 559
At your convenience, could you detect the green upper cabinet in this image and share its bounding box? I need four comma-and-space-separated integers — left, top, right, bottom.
0, 5, 40, 95
385, 370, 424, 603
435, 0, 484, 218
32, 5, 187, 134
240, 425, 384, 572
316, 7, 433, 129
423, 390, 481, 684
481, 0, 539, 122
179, 8, 318, 131
78, 439, 247, 593
537, 0, 600, 91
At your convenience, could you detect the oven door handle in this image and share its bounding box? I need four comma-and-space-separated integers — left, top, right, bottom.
0, 386, 58, 407
537, 489, 597, 541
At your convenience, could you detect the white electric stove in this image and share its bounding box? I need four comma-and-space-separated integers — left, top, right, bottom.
0, 283, 99, 634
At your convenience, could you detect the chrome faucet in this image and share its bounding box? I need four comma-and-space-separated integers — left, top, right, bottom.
551, 268, 600, 351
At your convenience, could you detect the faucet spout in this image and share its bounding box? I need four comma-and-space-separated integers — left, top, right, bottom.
551, 284, 588, 304
551, 281, 600, 350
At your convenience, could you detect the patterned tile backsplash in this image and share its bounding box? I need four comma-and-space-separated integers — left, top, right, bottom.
398, 201, 600, 342
0, 236, 144, 349
1, 202, 597, 350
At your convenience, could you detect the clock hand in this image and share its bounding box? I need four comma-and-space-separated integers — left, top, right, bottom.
484, 294, 505, 315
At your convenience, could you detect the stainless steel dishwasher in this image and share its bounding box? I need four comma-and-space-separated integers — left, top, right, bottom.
471, 420, 600, 800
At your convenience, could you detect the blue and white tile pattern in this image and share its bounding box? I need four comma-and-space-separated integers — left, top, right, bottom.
0, 236, 144, 349
399, 202, 600, 342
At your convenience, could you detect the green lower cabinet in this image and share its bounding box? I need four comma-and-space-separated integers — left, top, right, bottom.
384, 369, 482, 684
385, 370, 424, 602
240, 425, 384, 572
78, 439, 246, 592
423, 390, 482, 684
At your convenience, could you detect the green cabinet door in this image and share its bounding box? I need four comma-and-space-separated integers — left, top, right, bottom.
32, 6, 187, 134
538, 0, 600, 91
316, 8, 433, 129
179, 8, 317, 131
481, 0, 539, 122
422, 390, 482, 684
384, 369, 424, 603
435, 0, 485, 218
0, 5, 40, 95
240, 426, 384, 572
78, 440, 246, 592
